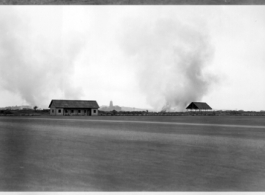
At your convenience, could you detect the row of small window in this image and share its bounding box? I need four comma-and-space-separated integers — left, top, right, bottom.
51, 109, 97, 113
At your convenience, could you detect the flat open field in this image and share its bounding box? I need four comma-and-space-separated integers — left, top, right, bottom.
1, 0, 265, 5
0, 115, 265, 191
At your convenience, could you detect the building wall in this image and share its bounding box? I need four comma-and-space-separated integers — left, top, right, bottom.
50, 108, 98, 116
64, 109, 87, 116
91, 109, 98, 116
50, 108, 63, 115
56, 108, 64, 116
50, 108, 56, 115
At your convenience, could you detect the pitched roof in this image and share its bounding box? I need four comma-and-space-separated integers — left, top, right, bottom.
49, 100, 99, 109
186, 102, 212, 110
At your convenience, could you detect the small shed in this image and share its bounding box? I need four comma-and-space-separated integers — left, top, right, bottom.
186, 102, 212, 111
49, 100, 99, 116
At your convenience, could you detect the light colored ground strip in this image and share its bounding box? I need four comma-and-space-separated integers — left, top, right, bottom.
1, 116, 265, 129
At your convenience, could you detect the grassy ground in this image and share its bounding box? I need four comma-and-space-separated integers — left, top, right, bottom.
0, 116, 265, 191
0, 0, 264, 4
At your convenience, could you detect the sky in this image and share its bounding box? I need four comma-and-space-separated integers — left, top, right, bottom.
0, 6, 265, 111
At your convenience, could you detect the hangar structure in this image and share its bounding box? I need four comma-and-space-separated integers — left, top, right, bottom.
186, 102, 212, 111
49, 100, 99, 116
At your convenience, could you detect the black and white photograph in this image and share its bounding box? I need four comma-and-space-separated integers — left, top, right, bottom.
0, 0, 265, 192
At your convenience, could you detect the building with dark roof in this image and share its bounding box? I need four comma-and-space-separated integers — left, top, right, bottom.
49, 100, 99, 116
186, 102, 212, 111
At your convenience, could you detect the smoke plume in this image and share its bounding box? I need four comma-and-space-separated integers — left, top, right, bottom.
0, 8, 84, 108
121, 16, 216, 111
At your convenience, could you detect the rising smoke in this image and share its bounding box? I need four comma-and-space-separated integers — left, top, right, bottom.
0, 8, 84, 108
120, 15, 217, 111
0, 8, 218, 110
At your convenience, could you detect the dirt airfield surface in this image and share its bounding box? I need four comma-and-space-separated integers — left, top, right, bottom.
1, 0, 265, 4
0, 115, 265, 191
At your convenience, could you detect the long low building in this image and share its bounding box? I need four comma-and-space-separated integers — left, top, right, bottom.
49, 100, 99, 116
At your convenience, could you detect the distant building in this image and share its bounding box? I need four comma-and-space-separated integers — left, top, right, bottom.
110, 101, 113, 108
186, 102, 212, 111
100, 101, 122, 112
49, 100, 99, 116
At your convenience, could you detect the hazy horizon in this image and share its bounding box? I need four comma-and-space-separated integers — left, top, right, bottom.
1, 101, 264, 112
0, 6, 265, 111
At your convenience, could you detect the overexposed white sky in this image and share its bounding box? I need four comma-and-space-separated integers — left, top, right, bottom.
0, 6, 264, 111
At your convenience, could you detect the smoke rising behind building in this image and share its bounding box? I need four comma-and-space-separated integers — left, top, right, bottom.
0, 8, 84, 108
121, 17, 217, 111
0, 7, 265, 111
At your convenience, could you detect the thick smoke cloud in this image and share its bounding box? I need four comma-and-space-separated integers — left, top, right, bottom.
121, 16, 216, 111
0, 8, 83, 107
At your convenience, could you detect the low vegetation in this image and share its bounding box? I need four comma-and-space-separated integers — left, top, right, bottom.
0, 109, 50, 116
1, 109, 264, 116
99, 110, 265, 116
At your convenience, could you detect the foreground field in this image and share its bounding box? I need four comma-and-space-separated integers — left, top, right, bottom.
1, 0, 265, 4
0, 115, 265, 191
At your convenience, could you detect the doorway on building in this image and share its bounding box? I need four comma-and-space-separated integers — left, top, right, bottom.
87, 109, 91, 116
